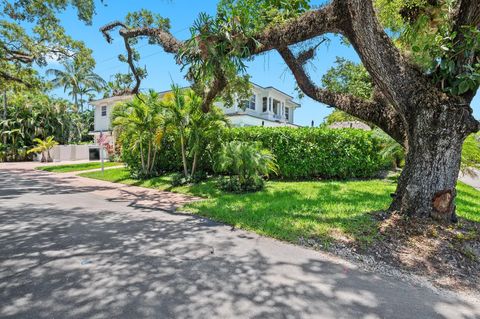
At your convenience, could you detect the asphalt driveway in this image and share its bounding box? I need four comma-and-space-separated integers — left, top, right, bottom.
0, 163, 479, 319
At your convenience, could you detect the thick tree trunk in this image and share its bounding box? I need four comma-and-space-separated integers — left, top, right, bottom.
389, 102, 474, 221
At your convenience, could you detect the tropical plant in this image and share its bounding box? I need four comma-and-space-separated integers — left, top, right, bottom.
372, 129, 405, 169
47, 60, 106, 112
0, 90, 94, 162
161, 85, 229, 179
215, 140, 278, 192
104, 73, 137, 97
27, 136, 58, 162
185, 92, 229, 177
112, 91, 165, 178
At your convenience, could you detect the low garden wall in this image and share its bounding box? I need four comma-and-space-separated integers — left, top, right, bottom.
39, 145, 92, 162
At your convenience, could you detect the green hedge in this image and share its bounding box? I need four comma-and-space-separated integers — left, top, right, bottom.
220, 127, 383, 179
122, 127, 383, 180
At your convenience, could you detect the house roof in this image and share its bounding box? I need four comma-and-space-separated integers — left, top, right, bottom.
91, 82, 301, 107
90, 94, 134, 107
328, 121, 371, 130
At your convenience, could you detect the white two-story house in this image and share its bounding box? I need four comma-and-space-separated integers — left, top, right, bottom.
90, 83, 301, 143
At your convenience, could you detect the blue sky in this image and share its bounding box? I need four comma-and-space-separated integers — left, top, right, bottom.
46, 0, 479, 126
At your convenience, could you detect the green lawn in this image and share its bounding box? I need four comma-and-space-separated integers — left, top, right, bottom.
80, 167, 480, 246
37, 162, 122, 173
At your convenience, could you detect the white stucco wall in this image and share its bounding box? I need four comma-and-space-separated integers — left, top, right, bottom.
38, 145, 92, 162
94, 105, 111, 132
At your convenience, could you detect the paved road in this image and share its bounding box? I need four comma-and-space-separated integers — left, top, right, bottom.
460, 168, 480, 190
0, 163, 479, 319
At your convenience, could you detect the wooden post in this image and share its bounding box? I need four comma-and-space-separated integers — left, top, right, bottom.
100, 131, 105, 174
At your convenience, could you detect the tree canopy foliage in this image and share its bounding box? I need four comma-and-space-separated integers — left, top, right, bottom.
0, 90, 93, 162
0, 0, 98, 88
47, 60, 106, 111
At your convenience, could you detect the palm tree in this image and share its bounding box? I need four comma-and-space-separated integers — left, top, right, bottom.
161, 85, 229, 178
111, 91, 165, 177
187, 91, 229, 176
47, 61, 106, 112
27, 136, 58, 162
161, 85, 192, 178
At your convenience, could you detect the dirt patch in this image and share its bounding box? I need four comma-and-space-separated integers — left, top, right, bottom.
358, 212, 479, 293
300, 211, 480, 294
368, 212, 479, 292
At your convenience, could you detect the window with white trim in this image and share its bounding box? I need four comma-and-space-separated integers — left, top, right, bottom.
285, 107, 290, 120
241, 94, 256, 110
101, 106, 107, 117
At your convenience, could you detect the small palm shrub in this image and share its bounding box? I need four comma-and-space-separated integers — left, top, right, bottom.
215, 141, 278, 192
372, 129, 405, 169
27, 136, 58, 162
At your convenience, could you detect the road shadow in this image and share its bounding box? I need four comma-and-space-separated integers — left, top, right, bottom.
0, 203, 479, 319
0, 169, 113, 199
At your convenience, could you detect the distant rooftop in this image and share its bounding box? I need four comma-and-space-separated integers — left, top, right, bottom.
328, 121, 371, 131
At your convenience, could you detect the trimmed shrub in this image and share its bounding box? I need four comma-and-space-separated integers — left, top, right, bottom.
151, 127, 383, 180
220, 127, 383, 179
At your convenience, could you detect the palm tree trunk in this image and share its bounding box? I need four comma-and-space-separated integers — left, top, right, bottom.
191, 144, 199, 177
73, 91, 79, 112
146, 142, 152, 176
180, 132, 189, 178
139, 143, 145, 175
150, 146, 157, 174
80, 91, 84, 113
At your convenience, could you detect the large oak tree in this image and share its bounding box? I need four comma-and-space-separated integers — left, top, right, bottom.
102, 0, 480, 222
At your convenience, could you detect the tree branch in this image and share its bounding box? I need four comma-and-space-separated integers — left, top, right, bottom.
0, 43, 35, 63
277, 46, 406, 144
0, 71, 33, 87
200, 70, 227, 113
337, 0, 433, 114
100, 22, 186, 95
100, 22, 143, 94
247, 3, 342, 55
119, 27, 183, 54
100, 21, 184, 54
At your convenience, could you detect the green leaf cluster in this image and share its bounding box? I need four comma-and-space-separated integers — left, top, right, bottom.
1, 0, 98, 87
113, 87, 229, 179
374, 0, 480, 95
0, 90, 93, 162
215, 140, 278, 192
